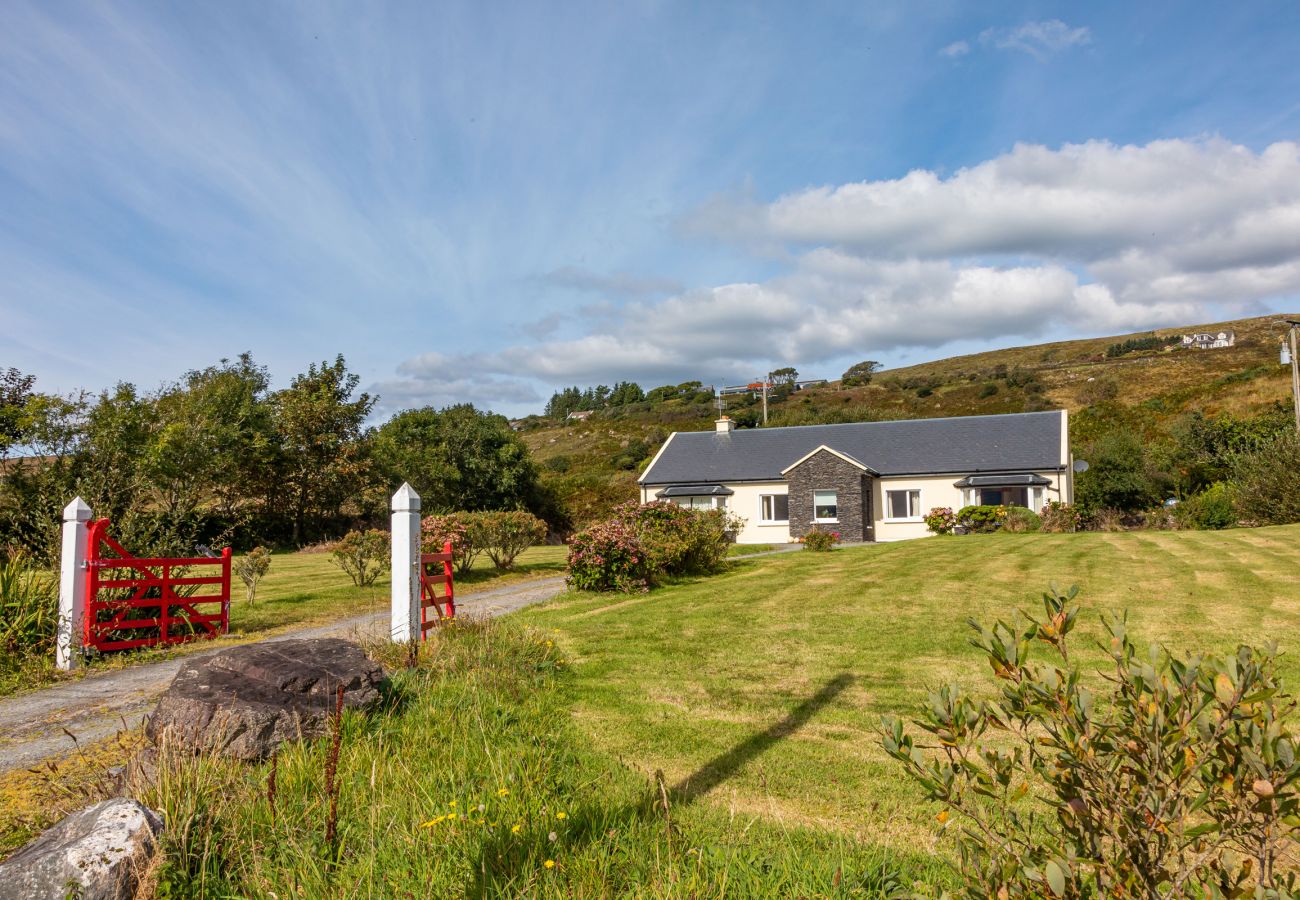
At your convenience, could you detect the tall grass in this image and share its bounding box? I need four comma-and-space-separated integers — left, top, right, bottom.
0, 551, 58, 691
137, 619, 940, 897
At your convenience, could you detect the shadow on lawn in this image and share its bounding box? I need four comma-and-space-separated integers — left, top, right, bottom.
468, 672, 859, 893
670, 672, 854, 804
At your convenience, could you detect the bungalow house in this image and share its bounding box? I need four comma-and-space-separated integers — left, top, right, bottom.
638, 409, 1072, 543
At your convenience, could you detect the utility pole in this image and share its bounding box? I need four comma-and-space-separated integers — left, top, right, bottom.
761, 375, 769, 426
1287, 320, 1300, 436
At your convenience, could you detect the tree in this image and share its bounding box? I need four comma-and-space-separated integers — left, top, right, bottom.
273, 356, 375, 545
0, 368, 35, 457
1075, 430, 1160, 513
769, 367, 798, 386
1231, 434, 1300, 526
372, 404, 540, 515
840, 360, 881, 387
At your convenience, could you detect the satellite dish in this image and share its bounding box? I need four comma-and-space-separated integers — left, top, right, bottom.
1073, 459, 1090, 473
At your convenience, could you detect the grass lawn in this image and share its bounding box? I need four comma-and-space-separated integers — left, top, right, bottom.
517, 525, 1300, 864
0, 544, 568, 698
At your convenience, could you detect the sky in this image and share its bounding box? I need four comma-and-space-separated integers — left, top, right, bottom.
3, 1, 1300, 418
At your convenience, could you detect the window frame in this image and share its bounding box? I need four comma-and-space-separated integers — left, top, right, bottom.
812, 489, 839, 523
884, 488, 922, 522
758, 493, 790, 525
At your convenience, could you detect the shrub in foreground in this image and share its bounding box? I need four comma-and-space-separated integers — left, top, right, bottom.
924, 507, 957, 535
883, 585, 1300, 897
0, 551, 56, 659
233, 547, 272, 604
329, 529, 390, 587
800, 527, 839, 552
566, 521, 650, 593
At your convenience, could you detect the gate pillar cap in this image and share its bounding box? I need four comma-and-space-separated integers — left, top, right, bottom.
392, 482, 421, 513
63, 496, 92, 522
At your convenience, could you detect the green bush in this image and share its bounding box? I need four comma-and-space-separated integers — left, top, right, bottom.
475, 510, 548, 570
1001, 506, 1041, 533
0, 551, 56, 659
956, 505, 1009, 533
883, 585, 1300, 896
978, 383, 998, 398
329, 529, 390, 587
800, 527, 839, 552
233, 546, 272, 604
1231, 434, 1300, 526
614, 501, 734, 579
1177, 482, 1236, 530
566, 521, 649, 593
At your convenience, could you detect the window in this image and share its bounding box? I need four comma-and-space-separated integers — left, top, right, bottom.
813, 490, 838, 522
674, 496, 724, 511
760, 494, 789, 523
886, 489, 921, 520
978, 487, 1028, 508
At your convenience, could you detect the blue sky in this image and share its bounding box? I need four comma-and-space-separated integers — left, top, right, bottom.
3, 1, 1300, 416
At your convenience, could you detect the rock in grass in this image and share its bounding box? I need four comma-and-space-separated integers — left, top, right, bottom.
145, 638, 386, 760
0, 798, 162, 900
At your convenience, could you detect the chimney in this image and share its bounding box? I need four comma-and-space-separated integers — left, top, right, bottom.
715, 415, 734, 434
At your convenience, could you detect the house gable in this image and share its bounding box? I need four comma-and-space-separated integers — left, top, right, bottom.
783, 447, 872, 542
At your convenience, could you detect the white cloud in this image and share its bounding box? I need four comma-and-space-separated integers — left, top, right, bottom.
979, 20, 1092, 60
938, 41, 970, 58
382, 137, 1300, 411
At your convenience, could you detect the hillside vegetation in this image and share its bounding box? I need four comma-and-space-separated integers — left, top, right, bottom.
521, 314, 1298, 526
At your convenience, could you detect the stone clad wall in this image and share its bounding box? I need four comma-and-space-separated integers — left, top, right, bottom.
785, 450, 872, 542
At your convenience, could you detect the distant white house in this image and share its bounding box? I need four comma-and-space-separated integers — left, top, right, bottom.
1182, 330, 1235, 349
565, 410, 594, 421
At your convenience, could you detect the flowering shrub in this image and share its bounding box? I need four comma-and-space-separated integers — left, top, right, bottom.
955, 504, 1009, 533
800, 526, 839, 552
612, 501, 735, 578
566, 521, 649, 593
422, 514, 478, 574
1039, 500, 1080, 533
923, 507, 957, 535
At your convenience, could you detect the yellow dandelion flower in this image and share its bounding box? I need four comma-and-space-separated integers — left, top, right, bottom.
449, 800, 457, 807
512, 824, 522, 834
556, 811, 567, 820
497, 788, 509, 796
544, 860, 555, 869
447, 812, 458, 820
546, 640, 553, 648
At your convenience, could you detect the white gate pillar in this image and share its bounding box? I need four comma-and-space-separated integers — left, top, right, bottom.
57, 497, 92, 671
390, 483, 421, 642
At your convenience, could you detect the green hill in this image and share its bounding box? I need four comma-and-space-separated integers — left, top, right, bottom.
523, 314, 1298, 527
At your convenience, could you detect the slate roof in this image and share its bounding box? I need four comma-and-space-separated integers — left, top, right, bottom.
640, 410, 1065, 485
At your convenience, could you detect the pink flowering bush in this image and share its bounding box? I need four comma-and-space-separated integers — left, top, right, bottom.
422, 514, 478, 574
612, 500, 735, 578
923, 506, 957, 535
566, 520, 650, 593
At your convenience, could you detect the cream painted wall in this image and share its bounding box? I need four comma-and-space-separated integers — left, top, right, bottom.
870, 471, 1069, 541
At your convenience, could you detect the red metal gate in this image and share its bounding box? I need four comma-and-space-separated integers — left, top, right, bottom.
84, 518, 232, 652
419, 540, 455, 636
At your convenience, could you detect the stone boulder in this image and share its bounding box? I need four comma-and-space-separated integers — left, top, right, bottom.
146, 638, 386, 760
0, 799, 162, 900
